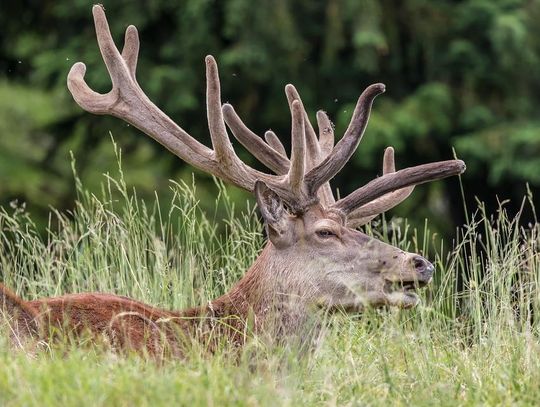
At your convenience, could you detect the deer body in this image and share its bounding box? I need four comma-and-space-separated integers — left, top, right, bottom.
3, 209, 436, 356
0, 6, 465, 357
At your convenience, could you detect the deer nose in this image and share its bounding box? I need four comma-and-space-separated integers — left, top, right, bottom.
412, 255, 434, 281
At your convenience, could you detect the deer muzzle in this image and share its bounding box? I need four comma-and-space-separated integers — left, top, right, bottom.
380, 253, 435, 308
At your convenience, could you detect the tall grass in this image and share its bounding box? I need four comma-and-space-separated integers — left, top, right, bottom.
0, 153, 539, 406
0, 146, 262, 311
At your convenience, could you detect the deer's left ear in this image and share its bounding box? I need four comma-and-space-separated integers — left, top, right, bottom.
255, 181, 290, 245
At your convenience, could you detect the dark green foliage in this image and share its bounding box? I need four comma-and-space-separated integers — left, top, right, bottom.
1, 0, 538, 234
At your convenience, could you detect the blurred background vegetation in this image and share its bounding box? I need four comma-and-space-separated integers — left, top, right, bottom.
0, 0, 539, 237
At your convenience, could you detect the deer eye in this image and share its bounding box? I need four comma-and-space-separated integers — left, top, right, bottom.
316, 229, 336, 238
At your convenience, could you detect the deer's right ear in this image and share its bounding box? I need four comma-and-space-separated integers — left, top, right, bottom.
255, 181, 289, 244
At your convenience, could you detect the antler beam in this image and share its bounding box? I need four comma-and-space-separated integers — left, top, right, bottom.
333, 160, 466, 215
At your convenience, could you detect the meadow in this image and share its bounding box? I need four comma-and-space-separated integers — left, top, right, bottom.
0, 155, 539, 406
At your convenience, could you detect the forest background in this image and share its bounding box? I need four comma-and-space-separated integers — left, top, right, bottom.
1, 0, 539, 237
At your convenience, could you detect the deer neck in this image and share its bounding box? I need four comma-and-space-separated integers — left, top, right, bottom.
183, 242, 321, 342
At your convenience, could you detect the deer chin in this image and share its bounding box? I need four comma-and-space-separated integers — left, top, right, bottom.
384, 290, 420, 309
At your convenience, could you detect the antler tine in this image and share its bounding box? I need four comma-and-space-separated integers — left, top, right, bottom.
67, 63, 113, 114
383, 146, 396, 173
92, 6, 142, 97
313, 110, 336, 205
121, 25, 139, 79
288, 101, 306, 195
334, 159, 466, 215
284, 85, 321, 168
305, 84, 385, 196
92, 5, 127, 87
316, 110, 334, 157
264, 131, 287, 157
346, 147, 415, 227
222, 104, 289, 174
205, 56, 236, 162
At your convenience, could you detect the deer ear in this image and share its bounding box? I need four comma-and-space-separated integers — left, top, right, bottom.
255, 181, 289, 243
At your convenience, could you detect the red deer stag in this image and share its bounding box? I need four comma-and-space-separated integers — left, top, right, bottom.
0, 5, 465, 356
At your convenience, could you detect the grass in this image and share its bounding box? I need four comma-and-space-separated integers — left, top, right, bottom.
1, 154, 539, 406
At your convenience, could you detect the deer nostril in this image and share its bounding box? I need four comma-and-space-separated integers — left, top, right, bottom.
412, 255, 434, 275
414, 257, 425, 270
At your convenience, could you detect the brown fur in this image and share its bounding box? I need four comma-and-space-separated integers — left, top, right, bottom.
0, 245, 282, 356
0, 283, 41, 346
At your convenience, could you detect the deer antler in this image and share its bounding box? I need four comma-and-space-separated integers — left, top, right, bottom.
221, 84, 465, 226
68, 5, 317, 210
68, 5, 465, 220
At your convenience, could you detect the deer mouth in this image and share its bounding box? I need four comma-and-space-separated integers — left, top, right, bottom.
386, 278, 429, 291
384, 279, 430, 308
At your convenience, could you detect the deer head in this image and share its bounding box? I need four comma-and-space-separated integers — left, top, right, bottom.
252, 184, 435, 311
67, 6, 465, 318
